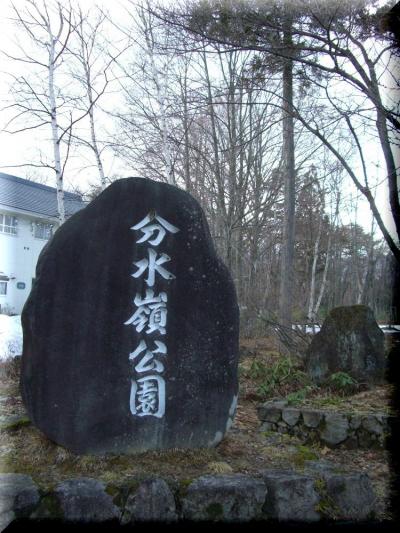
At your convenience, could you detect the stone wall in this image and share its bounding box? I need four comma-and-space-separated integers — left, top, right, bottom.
257, 400, 390, 449
0, 464, 378, 527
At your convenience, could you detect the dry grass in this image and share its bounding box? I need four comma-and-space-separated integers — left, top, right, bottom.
206, 461, 234, 474
297, 385, 395, 414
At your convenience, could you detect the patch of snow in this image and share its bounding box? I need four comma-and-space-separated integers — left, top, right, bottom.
0, 314, 23, 361
292, 324, 321, 334
292, 324, 400, 334
379, 325, 400, 331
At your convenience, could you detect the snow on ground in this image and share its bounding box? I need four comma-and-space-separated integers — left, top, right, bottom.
0, 314, 23, 361
293, 324, 400, 334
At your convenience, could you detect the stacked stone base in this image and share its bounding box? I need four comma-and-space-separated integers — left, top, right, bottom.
257, 400, 390, 448
0, 466, 378, 528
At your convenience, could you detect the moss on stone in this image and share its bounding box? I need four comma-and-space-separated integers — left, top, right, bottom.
0, 416, 31, 432
105, 484, 119, 498
292, 445, 319, 468
314, 478, 340, 519
30, 494, 64, 520
177, 478, 193, 498
179, 478, 193, 488
329, 305, 372, 330
206, 502, 224, 520
104, 483, 129, 509
261, 431, 274, 438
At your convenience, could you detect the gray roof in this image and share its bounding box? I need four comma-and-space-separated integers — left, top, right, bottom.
0, 172, 85, 219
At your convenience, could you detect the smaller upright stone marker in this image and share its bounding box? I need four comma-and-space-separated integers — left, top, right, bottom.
305, 305, 386, 384
20, 177, 239, 454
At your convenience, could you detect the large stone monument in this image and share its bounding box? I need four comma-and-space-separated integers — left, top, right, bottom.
20, 178, 239, 454
305, 305, 386, 385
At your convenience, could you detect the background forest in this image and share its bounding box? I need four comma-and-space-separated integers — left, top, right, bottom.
1, 0, 399, 335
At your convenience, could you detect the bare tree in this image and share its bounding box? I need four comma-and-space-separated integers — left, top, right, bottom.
2, 0, 106, 221
279, 3, 296, 327
149, 0, 400, 264
71, 7, 107, 190
66, 6, 127, 191
112, 0, 177, 184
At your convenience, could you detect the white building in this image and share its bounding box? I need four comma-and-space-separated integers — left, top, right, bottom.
0, 173, 85, 314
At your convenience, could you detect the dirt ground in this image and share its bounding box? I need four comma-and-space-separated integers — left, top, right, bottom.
0, 340, 395, 520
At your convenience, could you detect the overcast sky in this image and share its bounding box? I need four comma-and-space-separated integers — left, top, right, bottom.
0, 0, 136, 190
0, 0, 397, 239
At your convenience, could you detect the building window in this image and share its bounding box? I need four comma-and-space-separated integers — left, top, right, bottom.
0, 214, 18, 235
0, 282, 7, 295
34, 222, 53, 240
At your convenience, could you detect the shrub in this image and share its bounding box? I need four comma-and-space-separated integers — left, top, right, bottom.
292, 445, 319, 468
327, 371, 358, 394
286, 385, 314, 406
256, 357, 310, 398
246, 359, 269, 380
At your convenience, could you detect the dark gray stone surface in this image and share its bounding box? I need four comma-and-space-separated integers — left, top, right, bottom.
0, 470, 379, 524
20, 177, 239, 454
257, 405, 283, 423
258, 404, 388, 449
54, 478, 120, 522
281, 408, 300, 426
0, 510, 14, 532
303, 460, 342, 474
317, 472, 377, 520
0, 473, 40, 530
349, 414, 362, 430
305, 305, 386, 384
262, 470, 320, 522
362, 415, 383, 435
181, 474, 266, 522
302, 409, 323, 428
0, 473, 40, 514
121, 478, 177, 523
320, 413, 349, 446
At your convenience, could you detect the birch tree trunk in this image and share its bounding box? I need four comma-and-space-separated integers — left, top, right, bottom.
5, 2, 111, 220
360, 219, 376, 305
314, 233, 331, 319
201, 50, 227, 243
88, 97, 106, 190
307, 215, 322, 323
179, 56, 192, 192
78, 18, 106, 190
48, 26, 65, 224
140, 4, 174, 185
